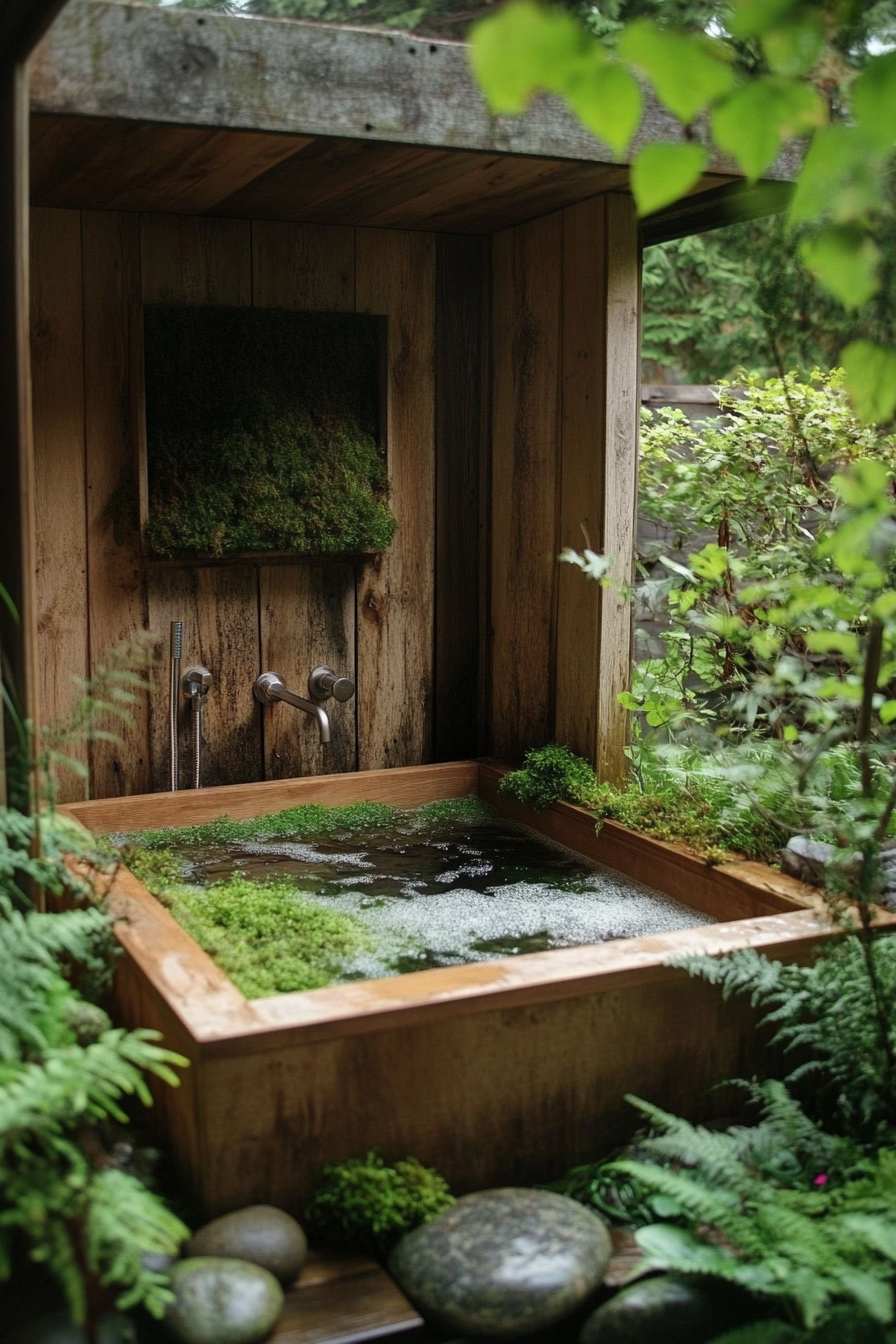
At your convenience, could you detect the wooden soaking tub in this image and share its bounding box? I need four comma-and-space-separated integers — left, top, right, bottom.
61, 761, 850, 1216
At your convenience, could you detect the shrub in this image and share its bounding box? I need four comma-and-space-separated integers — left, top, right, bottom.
304, 1151, 454, 1256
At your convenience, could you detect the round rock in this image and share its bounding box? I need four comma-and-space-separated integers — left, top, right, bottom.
389, 1188, 611, 1337
186, 1205, 307, 1286
579, 1274, 756, 1343
165, 1257, 284, 1344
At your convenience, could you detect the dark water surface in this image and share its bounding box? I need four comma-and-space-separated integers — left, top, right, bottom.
165, 813, 715, 978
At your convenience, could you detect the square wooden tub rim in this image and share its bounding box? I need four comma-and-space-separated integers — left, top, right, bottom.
58, 759, 869, 1061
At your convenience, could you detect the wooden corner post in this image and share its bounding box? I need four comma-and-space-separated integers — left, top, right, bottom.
0, 61, 38, 806
556, 194, 640, 787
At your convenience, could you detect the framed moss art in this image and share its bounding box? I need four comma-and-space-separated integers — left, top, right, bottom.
138, 305, 396, 560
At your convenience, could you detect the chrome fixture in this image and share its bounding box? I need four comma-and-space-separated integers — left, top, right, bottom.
254, 671, 332, 744
182, 665, 212, 789
309, 665, 356, 703
168, 621, 183, 791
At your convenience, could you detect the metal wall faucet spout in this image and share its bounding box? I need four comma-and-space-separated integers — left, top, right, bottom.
254, 672, 331, 744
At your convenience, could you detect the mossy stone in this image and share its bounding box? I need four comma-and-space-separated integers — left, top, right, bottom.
389, 1188, 611, 1338
578, 1274, 756, 1343
186, 1205, 307, 1286
165, 1257, 283, 1344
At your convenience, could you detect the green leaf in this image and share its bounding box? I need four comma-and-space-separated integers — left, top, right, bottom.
566, 60, 642, 157
729, 0, 800, 38
618, 20, 735, 124
880, 701, 896, 725
711, 79, 825, 182
803, 630, 859, 659
630, 143, 709, 218
761, 19, 823, 78
799, 226, 880, 310
468, 0, 590, 113
789, 125, 885, 226
841, 342, 896, 425
852, 52, 896, 155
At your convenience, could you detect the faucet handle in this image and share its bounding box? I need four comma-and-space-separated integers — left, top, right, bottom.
309, 665, 355, 703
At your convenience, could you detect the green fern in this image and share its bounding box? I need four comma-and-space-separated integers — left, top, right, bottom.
0, 625, 189, 1331
675, 938, 896, 1140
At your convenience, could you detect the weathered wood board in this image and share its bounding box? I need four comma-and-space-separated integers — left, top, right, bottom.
30, 207, 88, 802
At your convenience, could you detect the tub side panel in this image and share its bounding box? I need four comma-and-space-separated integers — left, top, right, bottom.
111, 948, 205, 1206
195, 972, 758, 1215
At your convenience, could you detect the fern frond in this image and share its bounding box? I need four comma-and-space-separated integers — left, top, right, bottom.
86, 1168, 188, 1317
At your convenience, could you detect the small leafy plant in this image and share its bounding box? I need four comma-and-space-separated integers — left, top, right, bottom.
499, 743, 602, 810
304, 1151, 454, 1256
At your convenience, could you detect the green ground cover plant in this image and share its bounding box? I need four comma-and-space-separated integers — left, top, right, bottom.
304, 1151, 454, 1256
126, 853, 372, 998
120, 795, 495, 997
139, 307, 396, 559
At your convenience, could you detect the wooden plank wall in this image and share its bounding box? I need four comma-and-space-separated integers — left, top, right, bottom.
31, 206, 482, 800
490, 194, 640, 784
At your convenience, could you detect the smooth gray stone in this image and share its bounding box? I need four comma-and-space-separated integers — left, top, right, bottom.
9, 1312, 136, 1344
165, 1257, 283, 1344
186, 1205, 307, 1286
578, 1274, 754, 1343
389, 1188, 611, 1338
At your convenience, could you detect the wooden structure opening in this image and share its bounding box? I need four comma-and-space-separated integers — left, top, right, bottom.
22, 2, 788, 803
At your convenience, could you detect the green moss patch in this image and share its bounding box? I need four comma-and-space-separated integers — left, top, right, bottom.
127, 853, 371, 999
141, 306, 396, 558
124, 800, 400, 851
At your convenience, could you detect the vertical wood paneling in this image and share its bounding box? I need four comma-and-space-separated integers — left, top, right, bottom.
139, 214, 252, 306
356, 228, 436, 771
259, 565, 356, 779
489, 213, 562, 763
596, 194, 640, 786
252, 220, 354, 311
555, 197, 606, 763
253, 220, 359, 778
30, 206, 88, 801
146, 566, 263, 791
141, 214, 260, 789
82, 209, 150, 798
433, 234, 490, 762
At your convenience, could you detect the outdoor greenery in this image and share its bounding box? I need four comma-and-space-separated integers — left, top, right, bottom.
141, 307, 396, 559
304, 1151, 454, 1256
642, 214, 896, 384
471, 0, 896, 425
0, 625, 188, 1341
553, 932, 896, 1333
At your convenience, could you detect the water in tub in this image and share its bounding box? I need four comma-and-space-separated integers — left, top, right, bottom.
115, 797, 714, 991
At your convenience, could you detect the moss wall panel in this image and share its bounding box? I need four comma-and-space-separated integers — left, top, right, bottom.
30, 208, 451, 797
30, 207, 89, 801
82, 209, 150, 799
356, 228, 436, 772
